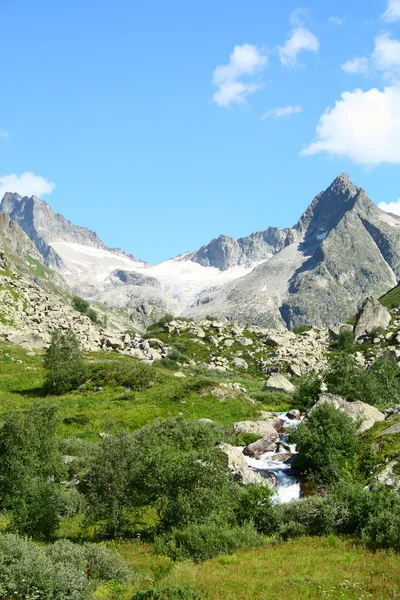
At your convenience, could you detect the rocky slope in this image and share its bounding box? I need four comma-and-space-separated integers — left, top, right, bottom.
2, 174, 400, 329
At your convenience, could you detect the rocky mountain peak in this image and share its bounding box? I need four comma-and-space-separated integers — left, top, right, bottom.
295, 173, 361, 240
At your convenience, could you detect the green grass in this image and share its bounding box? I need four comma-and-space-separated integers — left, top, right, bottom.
380, 284, 400, 309
0, 342, 263, 441
93, 536, 400, 599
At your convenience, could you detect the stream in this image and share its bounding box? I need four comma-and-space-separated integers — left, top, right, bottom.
237, 413, 302, 504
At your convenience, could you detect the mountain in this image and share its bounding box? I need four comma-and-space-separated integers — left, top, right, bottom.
2, 173, 400, 329
188, 174, 400, 327
0, 193, 259, 319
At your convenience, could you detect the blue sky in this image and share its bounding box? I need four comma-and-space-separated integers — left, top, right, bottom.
1, 0, 400, 263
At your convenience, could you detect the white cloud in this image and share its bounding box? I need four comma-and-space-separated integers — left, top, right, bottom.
0, 131, 10, 142
378, 199, 400, 215
278, 27, 320, 68
301, 85, 400, 165
290, 7, 310, 27
383, 0, 400, 22
0, 172, 56, 200
341, 56, 370, 75
261, 105, 303, 119
372, 33, 400, 78
212, 44, 267, 107
329, 16, 344, 25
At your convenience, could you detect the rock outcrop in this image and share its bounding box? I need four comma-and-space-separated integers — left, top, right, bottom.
353, 297, 391, 340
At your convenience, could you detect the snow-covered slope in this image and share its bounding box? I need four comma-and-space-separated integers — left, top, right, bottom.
51, 242, 259, 304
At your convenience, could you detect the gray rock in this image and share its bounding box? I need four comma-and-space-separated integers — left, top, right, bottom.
237, 336, 253, 346
263, 373, 295, 395
233, 420, 281, 438
232, 357, 248, 370
308, 393, 385, 433
243, 435, 278, 458
353, 297, 391, 341
216, 442, 276, 487
381, 422, 400, 436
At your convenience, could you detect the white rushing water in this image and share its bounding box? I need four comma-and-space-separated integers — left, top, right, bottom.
237, 413, 302, 504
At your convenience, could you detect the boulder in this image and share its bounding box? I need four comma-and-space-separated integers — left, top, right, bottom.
381, 422, 400, 436
308, 393, 385, 433
6, 331, 46, 350
216, 442, 276, 487
237, 336, 253, 346
353, 297, 391, 340
243, 436, 278, 458
263, 373, 295, 395
374, 460, 400, 491
232, 357, 248, 370
286, 409, 301, 420
233, 420, 280, 439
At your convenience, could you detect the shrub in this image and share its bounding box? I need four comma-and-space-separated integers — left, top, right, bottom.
154, 358, 180, 370
274, 496, 336, 539
82, 419, 232, 536
0, 404, 64, 539
131, 587, 207, 600
336, 329, 354, 351
292, 325, 312, 334
0, 534, 131, 600
44, 330, 86, 395
329, 480, 400, 535
292, 373, 321, 411
89, 360, 159, 391
325, 353, 400, 408
0, 533, 89, 599
235, 485, 275, 535
362, 505, 400, 551
226, 432, 262, 447
84, 543, 131, 581
168, 348, 188, 362
155, 522, 264, 562
289, 403, 358, 483
72, 295, 99, 323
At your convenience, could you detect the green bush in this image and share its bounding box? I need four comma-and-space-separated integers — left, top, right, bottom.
168, 348, 189, 362
0, 404, 64, 540
362, 505, 400, 551
329, 480, 400, 535
274, 496, 336, 540
154, 358, 180, 370
72, 295, 99, 324
325, 353, 400, 408
155, 522, 264, 562
235, 485, 275, 534
225, 432, 262, 447
82, 419, 232, 536
132, 586, 207, 600
0, 533, 89, 599
292, 325, 312, 334
89, 360, 159, 391
292, 374, 321, 411
44, 330, 86, 395
146, 314, 174, 335
336, 329, 355, 351
0, 534, 131, 600
289, 403, 358, 483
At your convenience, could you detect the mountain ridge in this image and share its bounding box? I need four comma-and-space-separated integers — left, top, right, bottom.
1, 173, 400, 329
